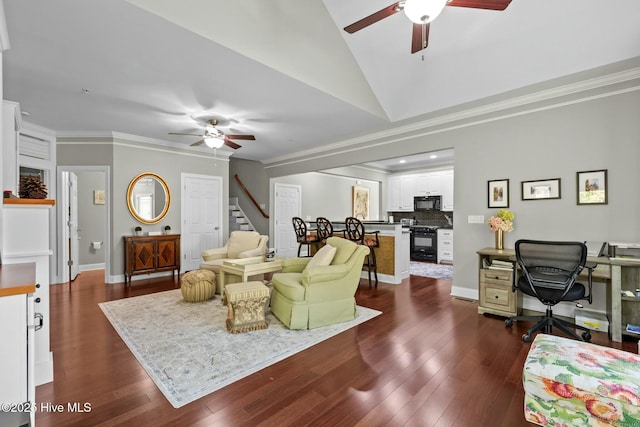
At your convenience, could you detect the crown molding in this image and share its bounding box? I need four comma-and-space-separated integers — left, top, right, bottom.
56, 131, 233, 159
263, 66, 640, 169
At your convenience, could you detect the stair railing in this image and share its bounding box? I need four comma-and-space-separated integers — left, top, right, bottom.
234, 174, 269, 218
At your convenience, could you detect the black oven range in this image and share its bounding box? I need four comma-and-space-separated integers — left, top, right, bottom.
410, 226, 439, 262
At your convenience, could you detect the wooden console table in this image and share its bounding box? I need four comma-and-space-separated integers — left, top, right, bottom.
124, 234, 180, 286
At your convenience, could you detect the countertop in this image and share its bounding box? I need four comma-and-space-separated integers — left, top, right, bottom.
0, 263, 37, 297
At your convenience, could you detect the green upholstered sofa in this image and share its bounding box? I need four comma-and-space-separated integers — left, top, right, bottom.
270, 237, 369, 330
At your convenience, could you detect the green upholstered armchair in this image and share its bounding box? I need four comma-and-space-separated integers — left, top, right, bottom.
270, 236, 369, 329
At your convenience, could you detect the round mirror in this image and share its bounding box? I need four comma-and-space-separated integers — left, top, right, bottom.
126, 172, 171, 224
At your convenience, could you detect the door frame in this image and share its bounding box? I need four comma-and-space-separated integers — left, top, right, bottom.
56, 165, 111, 284
181, 173, 224, 272
271, 181, 302, 258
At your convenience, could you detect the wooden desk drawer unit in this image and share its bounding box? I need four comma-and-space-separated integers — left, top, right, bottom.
478, 268, 521, 317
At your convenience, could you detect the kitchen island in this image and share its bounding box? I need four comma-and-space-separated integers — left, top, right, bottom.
329, 221, 410, 284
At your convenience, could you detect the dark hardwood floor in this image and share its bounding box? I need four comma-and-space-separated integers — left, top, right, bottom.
36, 270, 637, 427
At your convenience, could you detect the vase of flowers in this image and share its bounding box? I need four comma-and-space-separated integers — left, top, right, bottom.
488, 209, 514, 250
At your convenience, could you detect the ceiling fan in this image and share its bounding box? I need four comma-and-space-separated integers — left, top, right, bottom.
169, 119, 255, 150
344, 0, 513, 54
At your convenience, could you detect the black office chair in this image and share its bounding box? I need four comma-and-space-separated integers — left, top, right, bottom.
315, 217, 334, 245
292, 217, 320, 257
343, 217, 379, 288
505, 239, 594, 343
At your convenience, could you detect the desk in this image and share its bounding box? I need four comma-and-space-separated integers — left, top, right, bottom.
476, 248, 638, 343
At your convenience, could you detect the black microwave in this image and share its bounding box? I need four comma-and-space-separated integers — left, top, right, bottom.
414, 195, 441, 211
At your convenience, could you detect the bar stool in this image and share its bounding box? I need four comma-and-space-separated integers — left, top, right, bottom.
292, 217, 320, 257
315, 217, 334, 246
344, 217, 379, 287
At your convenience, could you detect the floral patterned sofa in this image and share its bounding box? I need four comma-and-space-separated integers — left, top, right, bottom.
523, 334, 640, 426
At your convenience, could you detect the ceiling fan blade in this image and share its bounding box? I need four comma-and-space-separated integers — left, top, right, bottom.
225, 134, 256, 141
344, 2, 402, 33
411, 23, 430, 53
169, 132, 202, 137
224, 139, 242, 150
190, 139, 205, 147
445, 0, 512, 11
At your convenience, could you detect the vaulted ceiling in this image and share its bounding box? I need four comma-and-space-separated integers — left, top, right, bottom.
3, 0, 640, 169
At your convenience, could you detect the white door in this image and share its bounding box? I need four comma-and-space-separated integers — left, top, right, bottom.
274, 184, 301, 258
182, 174, 222, 272
60, 171, 80, 282
69, 172, 79, 280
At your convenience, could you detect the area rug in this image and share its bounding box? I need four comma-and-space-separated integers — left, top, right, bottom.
99, 289, 381, 408
410, 261, 453, 280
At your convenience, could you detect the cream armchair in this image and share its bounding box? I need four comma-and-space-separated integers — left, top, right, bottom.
270, 236, 369, 330
200, 231, 269, 293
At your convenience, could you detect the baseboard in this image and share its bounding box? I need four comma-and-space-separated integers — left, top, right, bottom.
451, 285, 478, 301
35, 351, 54, 386
359, 271, 401, 285
80, 263, 105, 272
108, 270, 177, 285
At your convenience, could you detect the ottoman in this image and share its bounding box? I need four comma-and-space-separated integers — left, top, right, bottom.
180, 269, 216, 302
225, 281, 270, 334
523, 334, 640, 426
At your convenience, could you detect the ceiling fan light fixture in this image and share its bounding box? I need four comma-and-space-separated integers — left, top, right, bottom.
204, 136, 224, 149
403, 0, 447, 24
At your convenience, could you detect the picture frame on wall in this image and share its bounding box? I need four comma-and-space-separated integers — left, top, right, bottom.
352, 185, 369, 220
577, 169, 608, 205
487, 179, 509, 208
521, 178, 561, 200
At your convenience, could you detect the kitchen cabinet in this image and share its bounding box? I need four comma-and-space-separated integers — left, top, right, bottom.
124, 234, 181, 285
388, 168, 453, 212
441, 170, 454, 211
0, 264, 37, 427
415, 172, 441, 196
437, 228, 453, 264
387, 176, 416, 211
2, 199, 54, 386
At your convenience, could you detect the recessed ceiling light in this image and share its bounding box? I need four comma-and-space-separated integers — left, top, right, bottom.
430, 155, 437, 159
399, 160, 406, 163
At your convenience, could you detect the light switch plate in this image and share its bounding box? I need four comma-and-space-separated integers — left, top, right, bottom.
468, 215, 485, 224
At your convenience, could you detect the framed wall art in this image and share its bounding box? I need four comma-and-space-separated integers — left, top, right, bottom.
577, 169, 608, 205
352, 185, 369, 220
488, 179, 509, 208
521, 178, 561, 200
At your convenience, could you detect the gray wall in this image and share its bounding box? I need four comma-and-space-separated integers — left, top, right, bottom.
272, 171, 382, 222
263, 89, 640, 302
58, 138, 229, 281
76, 170, 106, 267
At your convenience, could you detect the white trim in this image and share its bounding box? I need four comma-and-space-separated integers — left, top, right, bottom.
263, 68, 640, 168
450, 286, 479, 302
55, 131, 233, 159
79, 263, 105, 272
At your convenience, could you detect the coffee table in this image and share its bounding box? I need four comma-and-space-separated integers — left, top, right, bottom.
219, 258, 282, 304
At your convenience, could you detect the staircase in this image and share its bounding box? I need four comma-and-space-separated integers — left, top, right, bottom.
229, 197, 255, 232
